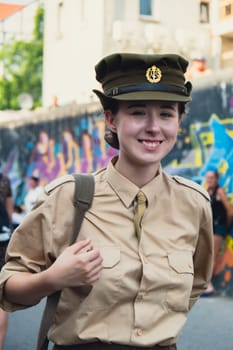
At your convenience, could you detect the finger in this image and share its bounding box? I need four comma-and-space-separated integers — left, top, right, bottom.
89, 255, 103, 269
86, 245, 93, 252
86, 249, 103, 263
85, 266, 102, 283
69, 239, 91, 254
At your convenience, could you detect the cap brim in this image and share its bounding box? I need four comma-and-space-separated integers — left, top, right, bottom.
93, 89, 191, 108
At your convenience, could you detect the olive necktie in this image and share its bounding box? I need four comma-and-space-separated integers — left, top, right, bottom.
134, 191, 147, 240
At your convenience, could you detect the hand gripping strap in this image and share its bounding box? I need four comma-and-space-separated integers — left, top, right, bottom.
36, 173, 95, 350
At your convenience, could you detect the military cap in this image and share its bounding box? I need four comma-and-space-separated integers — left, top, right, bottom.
93, 52, 192, 107
93, 52, 192, 149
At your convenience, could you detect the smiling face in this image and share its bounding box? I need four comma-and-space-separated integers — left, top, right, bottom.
205, 171, 218, 189
105, 100, 181, 178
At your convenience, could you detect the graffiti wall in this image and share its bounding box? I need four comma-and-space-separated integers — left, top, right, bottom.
162, 81, 233, 296
0, 106, 117, 205
163, 82, 233, 191
1, 80, 233, 295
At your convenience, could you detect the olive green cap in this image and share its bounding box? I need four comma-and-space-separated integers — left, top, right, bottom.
93, 52, 192, 149
93, 52, 192, 108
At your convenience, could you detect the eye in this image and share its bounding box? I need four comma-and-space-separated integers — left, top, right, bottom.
126, 103, 147, 117
160, 112, 172, 118
129, 108, 147, 117
160, 110, 176, 118
132, 110, 146, 116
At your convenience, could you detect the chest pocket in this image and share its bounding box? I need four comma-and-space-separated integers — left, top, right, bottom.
101, 245, 121, 268
79, 244, 122, 311
166, 251, 194, 312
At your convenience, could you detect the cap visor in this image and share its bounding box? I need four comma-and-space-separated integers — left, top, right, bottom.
93, 89, 191, 105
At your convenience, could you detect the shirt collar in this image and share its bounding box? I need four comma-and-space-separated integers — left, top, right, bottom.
106, 156, 163, 208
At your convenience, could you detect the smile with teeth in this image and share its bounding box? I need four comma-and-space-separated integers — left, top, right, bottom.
141, 140, 162, 147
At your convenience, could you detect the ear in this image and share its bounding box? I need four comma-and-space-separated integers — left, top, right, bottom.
104, 110, 117, 133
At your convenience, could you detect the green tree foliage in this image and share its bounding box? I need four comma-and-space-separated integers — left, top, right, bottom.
0, 5, 44, 110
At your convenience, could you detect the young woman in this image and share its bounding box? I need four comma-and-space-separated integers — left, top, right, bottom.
0, 53, 213, 350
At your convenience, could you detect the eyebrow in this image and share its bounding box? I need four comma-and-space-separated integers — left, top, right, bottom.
126, 102, 177, 109
159, 102, 177, 109
126, 103, 146, 109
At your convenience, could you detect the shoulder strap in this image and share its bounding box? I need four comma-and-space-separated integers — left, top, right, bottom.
36, 173, 95, 350
70, 174, 95, 244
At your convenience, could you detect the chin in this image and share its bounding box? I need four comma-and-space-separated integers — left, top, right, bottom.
135, 156, 162, 167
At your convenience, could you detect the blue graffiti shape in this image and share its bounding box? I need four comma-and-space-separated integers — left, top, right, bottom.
199, 117, 233, 193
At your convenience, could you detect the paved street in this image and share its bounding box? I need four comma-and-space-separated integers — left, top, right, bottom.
4, 295, 233, 350
178, 295, 233, 350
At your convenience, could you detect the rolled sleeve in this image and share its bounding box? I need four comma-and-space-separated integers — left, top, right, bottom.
189, 200, 214, 308
0, 181, 75, 311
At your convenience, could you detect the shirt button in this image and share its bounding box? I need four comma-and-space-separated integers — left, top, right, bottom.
136, 328, 143, 336
137, 292, 144, 300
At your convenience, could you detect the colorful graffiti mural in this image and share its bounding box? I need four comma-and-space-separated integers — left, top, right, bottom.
0, 109, 117, 205
162, 82, 233, 296
1, 81, 233, 294
163, 82, 233, 188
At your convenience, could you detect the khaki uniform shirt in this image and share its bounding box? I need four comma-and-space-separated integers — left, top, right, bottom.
0, 157, 213, 347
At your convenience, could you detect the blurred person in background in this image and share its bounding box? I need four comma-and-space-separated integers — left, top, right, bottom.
12, 204, 25, 230
24, 174, 43, 215
204, 170, 233, 294
0, 162, 13, 350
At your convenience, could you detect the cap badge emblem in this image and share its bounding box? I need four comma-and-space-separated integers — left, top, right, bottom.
146, 65, 162, 83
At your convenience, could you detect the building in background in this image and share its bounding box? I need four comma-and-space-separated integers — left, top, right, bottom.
212, 0, 233, 69
42, 0, 213, 107
0, 0, 42, 78
0, 0, 41, 45
1, 0, 233, 108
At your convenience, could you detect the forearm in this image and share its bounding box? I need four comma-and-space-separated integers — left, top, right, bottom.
190, 204, 214, 307
4, 269, 59, 306
3, 240, 102, 306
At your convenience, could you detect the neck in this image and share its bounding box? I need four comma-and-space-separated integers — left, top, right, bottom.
115, 158, 160, 188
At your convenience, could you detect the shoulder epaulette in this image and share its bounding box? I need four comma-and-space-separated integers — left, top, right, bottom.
44, 175, 74, 194
172, 175, 210, 201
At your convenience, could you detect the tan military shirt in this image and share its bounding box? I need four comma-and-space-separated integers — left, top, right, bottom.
0, 157, 213, 347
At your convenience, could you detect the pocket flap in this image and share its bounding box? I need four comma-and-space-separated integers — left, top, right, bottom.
168, 251, 193, 274
99, 245, 121, 268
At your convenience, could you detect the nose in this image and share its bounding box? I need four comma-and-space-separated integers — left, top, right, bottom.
145, 114, 161, 133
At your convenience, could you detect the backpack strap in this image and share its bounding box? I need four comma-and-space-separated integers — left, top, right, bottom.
70, 174, 95, 244
36, 173, 95, 350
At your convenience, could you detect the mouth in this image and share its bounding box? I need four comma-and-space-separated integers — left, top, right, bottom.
140, 140, 163, 148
